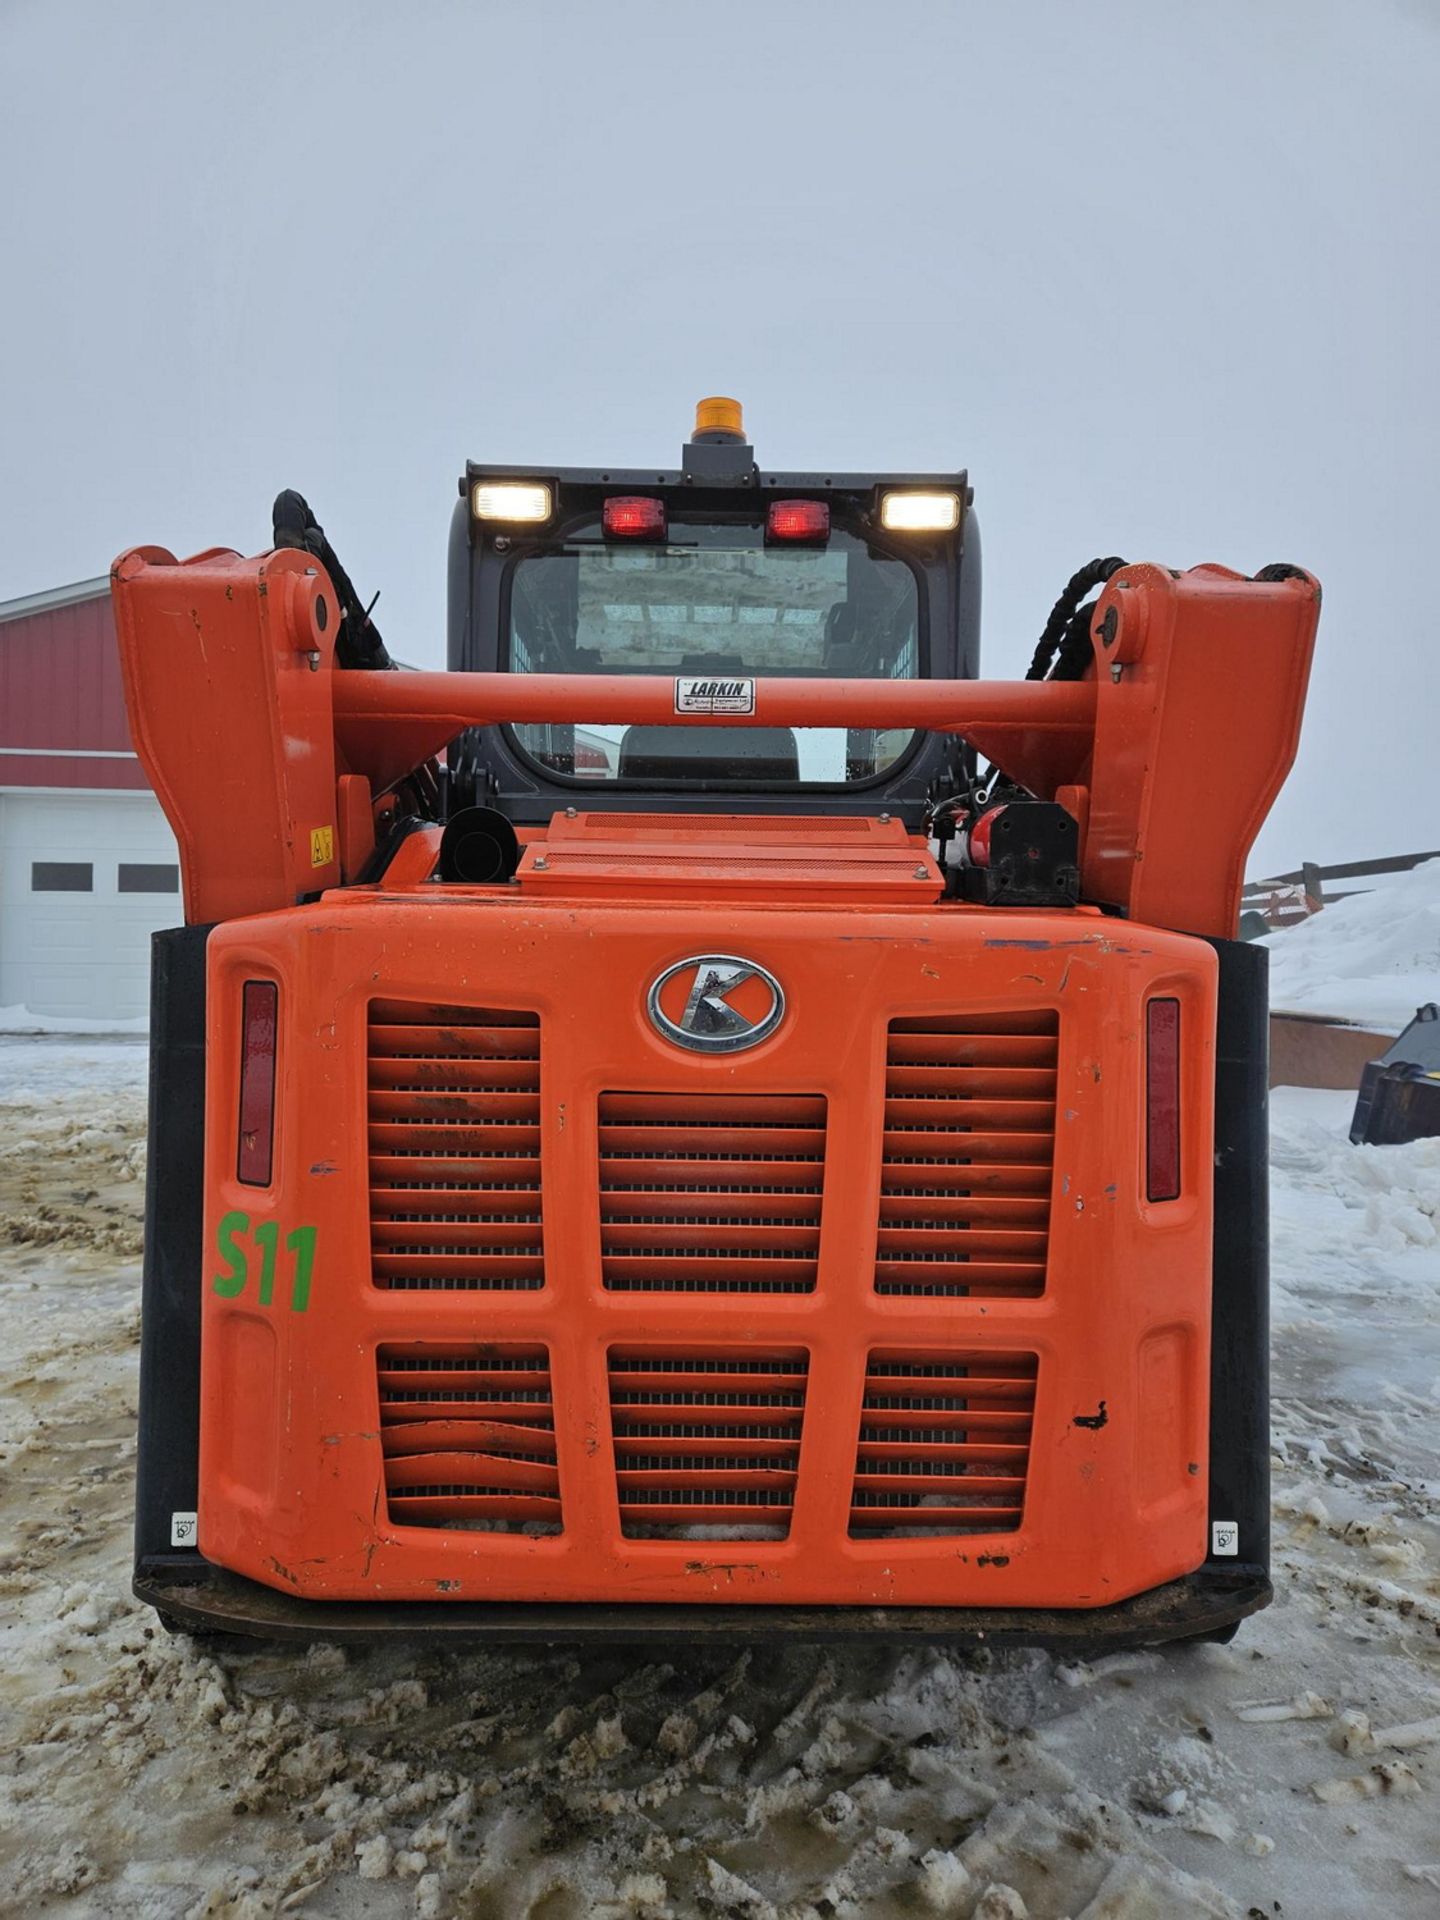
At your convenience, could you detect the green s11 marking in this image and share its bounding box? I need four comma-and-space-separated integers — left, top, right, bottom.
213, 1211, 318, 1311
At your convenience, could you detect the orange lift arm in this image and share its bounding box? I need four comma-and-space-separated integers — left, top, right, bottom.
111, 545, 1318, 939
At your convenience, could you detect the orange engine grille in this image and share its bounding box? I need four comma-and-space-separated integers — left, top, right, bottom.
608, 1350, 809, 1538
848, 1350, 1038, 1537
876, 1011, 1057, 1299
367, 1002, 543, 1291
598, 1092, 825, 1293
377, 1344, 561, 1533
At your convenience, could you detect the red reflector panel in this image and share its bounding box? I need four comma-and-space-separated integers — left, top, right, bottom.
767, 499, 830, 543
237, 981, 278, 1187
603, 496, 666, 540
1146, 998, 1181, 1202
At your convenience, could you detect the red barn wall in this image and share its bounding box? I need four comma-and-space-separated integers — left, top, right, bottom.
0, 587, 149, 790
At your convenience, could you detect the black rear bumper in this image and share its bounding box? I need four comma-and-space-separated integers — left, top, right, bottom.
138, 1562, 1270, 1650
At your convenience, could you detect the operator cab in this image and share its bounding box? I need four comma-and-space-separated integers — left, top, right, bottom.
447, 399, 980, 826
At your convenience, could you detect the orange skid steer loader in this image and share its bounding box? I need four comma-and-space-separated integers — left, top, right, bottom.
113, 401, 1318, 1646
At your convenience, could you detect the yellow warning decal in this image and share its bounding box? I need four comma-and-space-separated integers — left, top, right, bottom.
310, 825, 335, 868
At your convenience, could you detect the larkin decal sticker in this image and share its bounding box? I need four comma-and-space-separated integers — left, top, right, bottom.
213, 1212, 318, 1311
674, 676, 755, 716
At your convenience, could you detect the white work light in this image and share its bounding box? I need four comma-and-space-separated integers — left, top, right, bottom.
879, 491, 962, 533
472, 481, 553, 524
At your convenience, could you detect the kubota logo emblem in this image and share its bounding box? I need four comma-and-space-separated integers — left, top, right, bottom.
646, 954, 785, 1054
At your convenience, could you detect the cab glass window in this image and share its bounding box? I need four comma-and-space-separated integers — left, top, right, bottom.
504, 518, 921, 785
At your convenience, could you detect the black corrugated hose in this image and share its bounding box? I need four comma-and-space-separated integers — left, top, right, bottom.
272, 490, 394, 671
1024, 557, 1129, 682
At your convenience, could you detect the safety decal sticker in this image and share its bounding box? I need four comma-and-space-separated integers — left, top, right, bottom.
674, 676, 755, 716
213, 1212, 318, 1312
310, 825, 335, 867
170, 1511, 198, 1548
1211, 1520, 1239, 1557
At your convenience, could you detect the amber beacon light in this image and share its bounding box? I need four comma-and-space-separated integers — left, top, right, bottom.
692, 396, 746, 441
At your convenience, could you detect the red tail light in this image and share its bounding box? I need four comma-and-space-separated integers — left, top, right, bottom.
603, 496, 666, 540
767, 499, 830, 543
237, 981, 278, 1186
1146, 998, 1181, 1202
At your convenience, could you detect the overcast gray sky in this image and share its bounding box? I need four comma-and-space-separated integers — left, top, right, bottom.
2, 0, 1435, 873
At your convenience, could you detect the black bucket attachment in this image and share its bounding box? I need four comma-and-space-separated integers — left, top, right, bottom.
1350, 1004, 1440, 1145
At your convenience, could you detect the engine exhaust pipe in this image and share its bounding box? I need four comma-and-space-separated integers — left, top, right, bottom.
439, 807, 521, 885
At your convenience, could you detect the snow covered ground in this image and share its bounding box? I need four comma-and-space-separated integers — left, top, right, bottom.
1, 1032, 1437, 1916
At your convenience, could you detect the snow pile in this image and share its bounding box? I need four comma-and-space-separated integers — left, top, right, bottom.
1262, 857, 1440, 1030
0, 1002, 148, 1036
1270, 1086, 1440, 1312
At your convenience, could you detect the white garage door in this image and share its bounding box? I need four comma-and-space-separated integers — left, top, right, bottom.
0, 790, 181, 1021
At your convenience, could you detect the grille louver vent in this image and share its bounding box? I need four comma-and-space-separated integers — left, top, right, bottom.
599, 1093, 825, 1293
378, 1344, 561, 1532
876, 1012, 1057, 1298
849, 1351, 1038, 1537
368, 1002, 543, 1291
608, 1350, 809, 1538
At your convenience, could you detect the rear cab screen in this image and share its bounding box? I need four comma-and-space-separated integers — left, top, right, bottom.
503, 516, 924, 788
